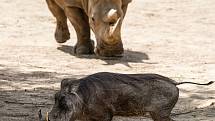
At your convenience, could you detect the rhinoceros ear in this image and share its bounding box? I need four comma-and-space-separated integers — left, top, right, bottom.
122, 0, 132, 5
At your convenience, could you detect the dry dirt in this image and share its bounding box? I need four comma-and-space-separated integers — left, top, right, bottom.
0, 0, 215, 121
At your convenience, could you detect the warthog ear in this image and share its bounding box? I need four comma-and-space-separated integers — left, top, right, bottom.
122, 0, 132, 5
61, 79, 70, 88
61, 78, 71, 92
61, 78, 78, 92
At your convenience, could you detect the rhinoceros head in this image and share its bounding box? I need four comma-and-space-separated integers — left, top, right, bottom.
88, 0, 132, 57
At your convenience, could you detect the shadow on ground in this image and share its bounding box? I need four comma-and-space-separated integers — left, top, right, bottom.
0, 67, 84, 87
0, 89, 55, 121
57, 45, 155, 67
0, 67, 83, 121
179, 87, 215, 100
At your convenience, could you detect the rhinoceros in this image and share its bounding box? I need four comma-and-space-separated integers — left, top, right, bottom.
39, 72, 213, 121
46, 0, 132, 57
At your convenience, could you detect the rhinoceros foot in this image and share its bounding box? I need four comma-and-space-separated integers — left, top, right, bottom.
95, 41, 124, 57
55, 22, 70, 43
74, 40, 94, 55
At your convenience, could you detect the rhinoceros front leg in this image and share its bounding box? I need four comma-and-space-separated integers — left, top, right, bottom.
65, 7, 94, 55
46, 0, 70, 43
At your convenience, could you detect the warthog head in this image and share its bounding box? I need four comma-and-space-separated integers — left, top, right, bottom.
39, 79, 82, 121
88, 0, 132, 56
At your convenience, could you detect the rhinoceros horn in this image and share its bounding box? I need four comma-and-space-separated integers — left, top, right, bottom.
105, 9, 121, 37
107, 9, 118, 21
109, 18, 120, 37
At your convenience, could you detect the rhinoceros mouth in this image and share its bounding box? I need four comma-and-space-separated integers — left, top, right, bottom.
95, 41, 124, 57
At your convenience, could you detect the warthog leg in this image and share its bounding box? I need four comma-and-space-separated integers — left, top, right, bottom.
150, 112, 174, 121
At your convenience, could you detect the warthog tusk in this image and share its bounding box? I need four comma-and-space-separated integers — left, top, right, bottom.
38, 109, 43, 121
46, 112, 49, 121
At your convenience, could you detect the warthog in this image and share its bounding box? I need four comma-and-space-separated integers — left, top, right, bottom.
46, 0, 132, 57
39, 72, 213, 121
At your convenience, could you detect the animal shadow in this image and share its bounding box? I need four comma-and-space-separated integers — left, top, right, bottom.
57, 45, 153, 67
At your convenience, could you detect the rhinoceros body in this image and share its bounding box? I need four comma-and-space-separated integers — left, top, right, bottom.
46, 0, 132, 57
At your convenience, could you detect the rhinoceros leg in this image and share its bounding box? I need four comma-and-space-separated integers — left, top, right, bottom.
46, 0, 70, 43
65, 7, 94, 55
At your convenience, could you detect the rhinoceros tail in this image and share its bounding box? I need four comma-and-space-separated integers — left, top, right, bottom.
176, 81, 214, 85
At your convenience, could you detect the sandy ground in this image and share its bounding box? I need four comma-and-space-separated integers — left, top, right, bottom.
0, 0, 215, 120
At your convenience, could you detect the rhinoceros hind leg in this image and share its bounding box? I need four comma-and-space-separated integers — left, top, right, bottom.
65, 7, 94, 55
46, 0, 70, 43
55, 20, 70, 43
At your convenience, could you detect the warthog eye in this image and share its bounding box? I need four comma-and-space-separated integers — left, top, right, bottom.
53, 113, 58, 119
59, 95, 69, 110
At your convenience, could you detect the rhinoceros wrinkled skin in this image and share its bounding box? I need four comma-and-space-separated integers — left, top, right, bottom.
46, 0, 132, 57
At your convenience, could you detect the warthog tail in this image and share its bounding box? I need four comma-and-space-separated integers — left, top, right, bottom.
177, 81, 214, 85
